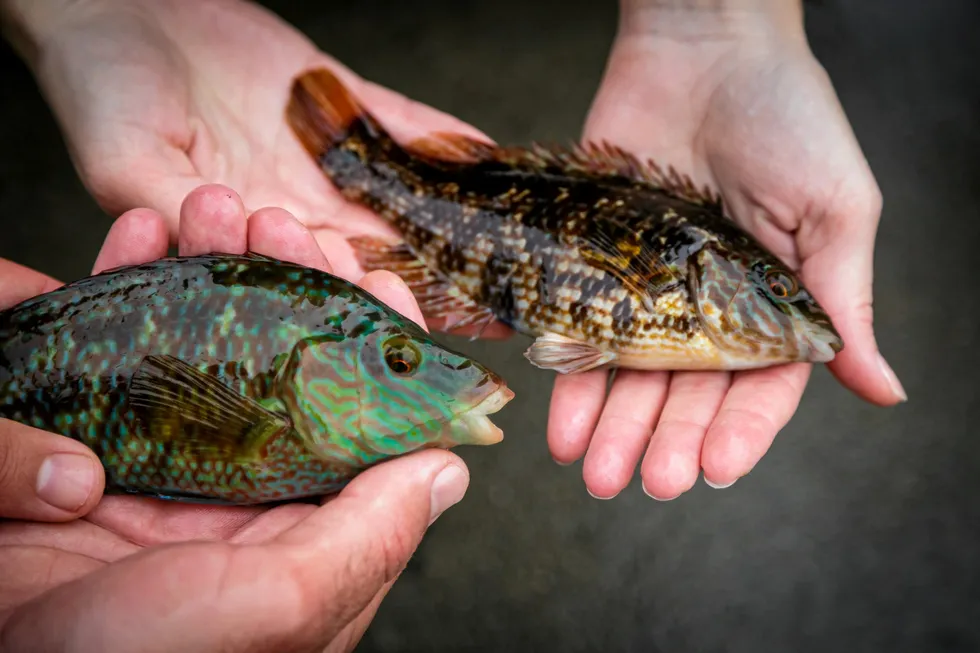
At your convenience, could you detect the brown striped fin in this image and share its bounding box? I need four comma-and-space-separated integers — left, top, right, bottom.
575, 222, 676, 313
491, 140, 725, 210
404, 131, 497, 163
397, 129, 724, 210
349, 236, 497, 338
287, 67, 384, 159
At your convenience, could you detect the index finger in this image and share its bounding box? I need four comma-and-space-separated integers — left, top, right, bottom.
0, 259, 61, 308
178, 184, 249, 256
699, 363, 811, 488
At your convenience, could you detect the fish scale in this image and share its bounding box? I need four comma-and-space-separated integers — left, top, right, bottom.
0, 253, 513, 505
287, 67, 843, 373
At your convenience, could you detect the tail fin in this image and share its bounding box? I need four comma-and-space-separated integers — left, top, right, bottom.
287, 68, 379, 159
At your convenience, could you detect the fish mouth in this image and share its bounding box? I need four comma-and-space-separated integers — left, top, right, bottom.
442, 384, 515, 446
800, 322, 844, 363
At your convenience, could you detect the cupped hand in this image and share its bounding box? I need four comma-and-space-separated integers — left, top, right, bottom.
22, 2, 473, 282
546, 6, 906, 500
0, 263, 107, 522
0, 184, 469, 652
21, 0, 510, 337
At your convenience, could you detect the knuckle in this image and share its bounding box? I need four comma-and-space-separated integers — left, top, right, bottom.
832, 175, 884, 231
284, 514, 423, 639
0, 426, 23, 495
852, 297, 875, 332
374, 519, 420, 582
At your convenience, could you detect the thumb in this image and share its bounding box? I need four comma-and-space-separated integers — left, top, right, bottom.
0, 262, 106, 521
0, 259, 62, 307
0, 419, 105, 521
273, 449, 470, 636
800, 190, 906, 406
0, 450, 468, 652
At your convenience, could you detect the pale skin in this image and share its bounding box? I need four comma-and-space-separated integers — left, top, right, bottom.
0, 0, 903, 505
0, 184, 472, 651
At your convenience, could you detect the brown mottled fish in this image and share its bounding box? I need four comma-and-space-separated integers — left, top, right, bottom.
285, 68, 843, 374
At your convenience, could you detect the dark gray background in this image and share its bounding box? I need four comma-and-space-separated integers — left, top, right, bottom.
1, 1, 976, 651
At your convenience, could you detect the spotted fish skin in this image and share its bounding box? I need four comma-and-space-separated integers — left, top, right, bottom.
287, 68, 844, 374
0, 254, 511, 505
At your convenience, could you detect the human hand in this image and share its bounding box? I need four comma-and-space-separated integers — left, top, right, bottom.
0, 184, 468, 652
2, 0, 496, 306
545, 0, 906, 500
0, 262, 107, 522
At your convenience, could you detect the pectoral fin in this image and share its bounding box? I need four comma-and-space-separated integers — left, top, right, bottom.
128, 355, 291, 463
523, 333, 618, 374
349, 235, 497, 337
576, 224, 676, 313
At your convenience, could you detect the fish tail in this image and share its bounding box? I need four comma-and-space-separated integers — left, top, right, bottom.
287, 68, 385, 159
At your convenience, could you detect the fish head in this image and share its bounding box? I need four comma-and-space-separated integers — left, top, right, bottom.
288, 321, 514, 462
688, 244, 843, 366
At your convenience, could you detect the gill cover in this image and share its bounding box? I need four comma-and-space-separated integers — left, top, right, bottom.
692, 246, 808, 364
279, 327, 511, 466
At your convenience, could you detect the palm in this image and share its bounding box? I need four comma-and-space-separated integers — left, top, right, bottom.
0, 497, 377, 651
0, 495, 300, 603
543, 34, 895, 498
44, 0, 490, 283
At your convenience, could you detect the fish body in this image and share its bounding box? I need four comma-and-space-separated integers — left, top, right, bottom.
286, 69, 843, 374
0, 254, 512, 505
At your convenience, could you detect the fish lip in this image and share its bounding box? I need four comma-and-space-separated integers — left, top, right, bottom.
468, 383, 515, 416
801, 323, 844, 363
445, 384, 515, 446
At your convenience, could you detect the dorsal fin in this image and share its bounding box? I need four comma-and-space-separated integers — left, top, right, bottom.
490, 140, 725, 211
402, 132, 724, 211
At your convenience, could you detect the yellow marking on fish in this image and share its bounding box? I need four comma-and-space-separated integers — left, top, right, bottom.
219, 304, 237, 338
653, 289, 690, 317
139, 313, 157, 348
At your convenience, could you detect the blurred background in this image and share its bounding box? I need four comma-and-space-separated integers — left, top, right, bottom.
1, 0, 977, 651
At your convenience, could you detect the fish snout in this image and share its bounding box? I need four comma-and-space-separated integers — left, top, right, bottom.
800, 320, 844, 363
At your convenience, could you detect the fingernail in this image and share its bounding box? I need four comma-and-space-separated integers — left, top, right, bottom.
641, 483, 675, 502
36, 453, 96, 512
878, 355, 907, 402
587, 488, 618, 500
429, 464, 467, 523
704, 476, 736, 490
552, 456, 574, 467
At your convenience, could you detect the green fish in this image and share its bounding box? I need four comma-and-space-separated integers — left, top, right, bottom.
0, 253, 513, 505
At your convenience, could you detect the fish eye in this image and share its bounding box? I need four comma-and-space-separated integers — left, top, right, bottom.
383, 336, 421, 376
765, 268, 798, 300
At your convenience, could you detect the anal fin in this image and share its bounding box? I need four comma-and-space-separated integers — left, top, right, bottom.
128, 355, 292, 464
349, 236, 497, 338
524, 333, 618, 374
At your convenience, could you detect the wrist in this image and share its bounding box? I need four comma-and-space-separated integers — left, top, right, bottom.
0, 0, 172, 68
0, 0, 95, 66
619, 0, 806, 47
